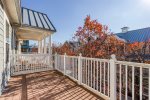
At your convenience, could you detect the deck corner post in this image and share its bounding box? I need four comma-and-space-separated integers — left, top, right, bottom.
64, 53, 66, 75
54, 53, 57, 70
78, 53, 82, 85
110, 54, 117, 100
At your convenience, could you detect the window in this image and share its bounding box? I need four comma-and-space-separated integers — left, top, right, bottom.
22, 40, 29, 46
6, 21, 9, 63
6, 21, 9, 43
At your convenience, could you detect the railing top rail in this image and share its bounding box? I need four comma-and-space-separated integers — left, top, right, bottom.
82, 57, 110, 62
57, 55, 64, 57
116, 60, 150, 68
66, 55, 78, 59
11, 54, 50, 56
56, 54, 110, 62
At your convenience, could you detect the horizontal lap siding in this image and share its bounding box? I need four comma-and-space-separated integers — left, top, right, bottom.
0, 4, 4, 70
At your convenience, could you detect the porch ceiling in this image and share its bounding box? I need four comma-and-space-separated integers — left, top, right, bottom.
16, 26, 54, 41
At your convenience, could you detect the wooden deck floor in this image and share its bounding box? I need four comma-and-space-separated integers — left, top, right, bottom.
0, 71, 102, 100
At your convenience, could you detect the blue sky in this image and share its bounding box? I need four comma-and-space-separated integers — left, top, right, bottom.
22, 0, 150, 44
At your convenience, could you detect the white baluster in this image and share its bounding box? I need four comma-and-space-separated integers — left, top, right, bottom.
140, 67, 142, 100
125, 65, 128, 100
104, 62, 106, 95
100, 61, 102, 93
64, 53, 66, 75
132, 66, 134, 100
120, 64, 122, 100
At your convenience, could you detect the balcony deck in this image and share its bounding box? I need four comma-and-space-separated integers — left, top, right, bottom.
0, 71, 102, 100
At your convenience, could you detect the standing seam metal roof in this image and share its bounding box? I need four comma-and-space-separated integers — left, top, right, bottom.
21, 7, 56, 32
116, 27, 150, 43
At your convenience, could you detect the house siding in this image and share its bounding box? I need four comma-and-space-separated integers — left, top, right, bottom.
0, 3, 5, 94
0, 2, 13, 94
0, 4, 4, 76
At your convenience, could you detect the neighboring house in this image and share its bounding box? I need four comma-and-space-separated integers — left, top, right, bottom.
116, 27, 150, 61
68, 41, 80, 52
0, 0, 56, 94
116, 27, 150, 43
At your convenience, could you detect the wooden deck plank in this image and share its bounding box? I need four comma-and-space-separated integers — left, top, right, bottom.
0, 71, 103, 100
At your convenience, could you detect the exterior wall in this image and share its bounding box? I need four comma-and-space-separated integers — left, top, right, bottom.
0, 4, 4, 93
0, 2, 13, 94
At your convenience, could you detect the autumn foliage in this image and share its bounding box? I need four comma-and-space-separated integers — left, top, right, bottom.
73, 16, 125, 59
126, 41, 150, 63
52, 42, 75, 55
53, 16, 150, 63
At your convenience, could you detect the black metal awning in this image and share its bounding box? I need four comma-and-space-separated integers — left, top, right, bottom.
21, 7, 56, 32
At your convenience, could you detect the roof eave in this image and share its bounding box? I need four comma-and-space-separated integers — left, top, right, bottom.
21, 24, 56, 33
2, 0, 21, 24
16, 25, 55, 41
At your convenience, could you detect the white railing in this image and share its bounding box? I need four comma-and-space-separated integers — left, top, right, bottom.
55, 54, 64, 73
115, 61, 150, 100
9, 53, 150, 100
54, 53, 150, 100
65, 55, 79, 80
55, 53, 110, 99
81, 57, 110, 99
10, 54, 53, 76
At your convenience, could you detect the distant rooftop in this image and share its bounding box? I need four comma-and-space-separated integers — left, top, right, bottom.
21, 7, 56, 32
116, 27, 150, 43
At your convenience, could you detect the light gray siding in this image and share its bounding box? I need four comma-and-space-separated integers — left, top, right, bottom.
0, 5, 4, 71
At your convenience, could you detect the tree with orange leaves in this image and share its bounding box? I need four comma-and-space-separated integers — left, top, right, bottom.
52, 42, 75, 55
53, 15, 149, 63
74, 15, 125, 59
126, 41, 150, 63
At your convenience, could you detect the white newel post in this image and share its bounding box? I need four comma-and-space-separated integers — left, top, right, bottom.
64, 53, 66, 75
78, 53, 82, 85
54, 53, 57, 70
44, 38, 47, 54
38, 41, 41, 53
41, 39, 44, 53
49, 35, 52, 68
110, 54, 117, 100
41, 40, 43, 54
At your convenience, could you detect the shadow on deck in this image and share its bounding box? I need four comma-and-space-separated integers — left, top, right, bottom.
0, 71, 103, 100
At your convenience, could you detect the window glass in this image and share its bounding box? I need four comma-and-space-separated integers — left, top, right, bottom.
39, 13, 49, 29
29, 10, 36, 26
34, 12, 43, 28
6, 21, 9, 63
43, 15, 55, 30
6, 21, 9, 43
23, 9, 29, 25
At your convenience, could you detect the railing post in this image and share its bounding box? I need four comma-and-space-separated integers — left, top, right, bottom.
64, 53, 66, 75
54, 53, 57, 70
110, 54, 117, 100
78, 53, 82, 85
